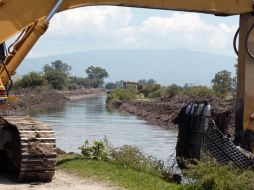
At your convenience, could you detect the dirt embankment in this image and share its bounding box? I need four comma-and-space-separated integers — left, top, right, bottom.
110, 95, 235, 131
2, 88, 104, 115
59, 88, 105, 101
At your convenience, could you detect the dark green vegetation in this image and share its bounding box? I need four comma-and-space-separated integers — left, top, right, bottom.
211, 70, 235, 97
15, 60, 109, 90
58, 140, 254, 190
106, 85, 138, 102
106, 70, 235, 102
181, 160, 254, 190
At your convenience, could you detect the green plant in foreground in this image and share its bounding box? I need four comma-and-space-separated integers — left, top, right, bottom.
79, 140, 110, 161
110, 145, 165, 178
79, 138, 174, 182
180, 160, 254, 190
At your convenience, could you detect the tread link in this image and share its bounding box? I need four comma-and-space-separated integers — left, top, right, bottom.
0, 116, 56, 182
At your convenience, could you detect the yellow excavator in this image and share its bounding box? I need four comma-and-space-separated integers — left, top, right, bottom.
1, 0, 254, 182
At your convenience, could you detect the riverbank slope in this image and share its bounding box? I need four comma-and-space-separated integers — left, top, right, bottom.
2, 88, 104, 115
109, 95, 234, 132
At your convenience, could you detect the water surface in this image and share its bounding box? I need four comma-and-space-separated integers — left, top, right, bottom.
31, 95, 178, 162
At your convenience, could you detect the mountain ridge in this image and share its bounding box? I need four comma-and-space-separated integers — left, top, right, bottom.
20, 49, 236, 86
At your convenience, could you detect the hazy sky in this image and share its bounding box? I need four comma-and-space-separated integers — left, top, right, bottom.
23, 6, 239, 58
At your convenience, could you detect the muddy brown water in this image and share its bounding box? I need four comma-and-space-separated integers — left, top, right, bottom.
30, 95, 178, 162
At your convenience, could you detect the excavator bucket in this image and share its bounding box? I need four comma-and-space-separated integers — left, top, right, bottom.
174, 102, 254, 170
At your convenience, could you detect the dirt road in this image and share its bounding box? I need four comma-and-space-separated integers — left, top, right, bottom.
0, 171, 122, 190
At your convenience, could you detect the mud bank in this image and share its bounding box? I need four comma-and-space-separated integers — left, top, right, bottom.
109, 95, 235, 132
59, 89, 105, 101
3, 88, 104, 115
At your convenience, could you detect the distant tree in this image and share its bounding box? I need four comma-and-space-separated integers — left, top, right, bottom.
44, 71, 67, 90
89, 78, 104, 88
143, 84, 161, 98
166, 84, 182, 96
184, 85, 214, 96
211, 70, 233, 96
43, 60, 72, 76
15, 72, 46, 88
115, 80, 125, 88
137, 79, 156, 85
146, 79, 157, 84
43, 60, 71, 90
85, 66, 109, 88
105, 82, 117, 90
86, 66, 109, 80
137, 79, 147, 85
69, 76, 91, 89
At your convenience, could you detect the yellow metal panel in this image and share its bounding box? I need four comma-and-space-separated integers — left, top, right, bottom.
236, 14, 254, 152
0, 0, 253, 44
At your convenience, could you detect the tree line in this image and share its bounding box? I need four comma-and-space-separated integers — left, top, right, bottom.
15, 59, 236, 99
106, 70, 236, 102
15, 60, 109, 90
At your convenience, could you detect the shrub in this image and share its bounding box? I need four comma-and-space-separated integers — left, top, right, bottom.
79, 140, 110, 161
44, 70, 67, 90
211, 70, 233, 97
143, 84, 161, 98
165, 84, 183, 96
79, 138, 173, 181
110, 145, 165, 178
106, 87, 137, 102
180, 160, 254, 190
183, 85, 214, 96
15, 72, 46, 88
67, 83, 79, 90
105, 82, 117, 90
148, 87, 166, 98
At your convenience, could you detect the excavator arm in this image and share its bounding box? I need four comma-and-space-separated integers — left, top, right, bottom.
1, 0, 254, 45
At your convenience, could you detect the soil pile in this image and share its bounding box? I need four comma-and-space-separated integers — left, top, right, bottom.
110, 95, 235, 132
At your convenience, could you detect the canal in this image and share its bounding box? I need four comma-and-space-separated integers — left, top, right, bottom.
31, 95, 178, 162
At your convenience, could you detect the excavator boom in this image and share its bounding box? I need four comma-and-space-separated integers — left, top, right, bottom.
0, 0, 254, 44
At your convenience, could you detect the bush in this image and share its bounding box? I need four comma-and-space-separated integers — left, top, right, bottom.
165, 84, 183, 96
148, 88, 166, 98
183, 85, 214, 96
44, 70, 67, 90
105, 82, 117, 90
67, 83, 79, 90
79, 138, 173, 181
143, 84, 161, 98
211, 70, 233, 97
106, 87, 137, 102
110, 145, 165, 178
15, 72, 46, 88
79, 140, 110, 161
180, 160, 254, 190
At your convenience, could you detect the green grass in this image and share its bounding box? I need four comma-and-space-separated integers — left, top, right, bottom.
57, 155, 179, 190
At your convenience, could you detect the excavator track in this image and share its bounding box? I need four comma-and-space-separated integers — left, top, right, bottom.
0, 116, 56, 182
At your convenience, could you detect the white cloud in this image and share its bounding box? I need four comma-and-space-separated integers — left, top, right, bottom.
29, 8, 238, 57
117, 12, 237, 52
48, 6, 133, 35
